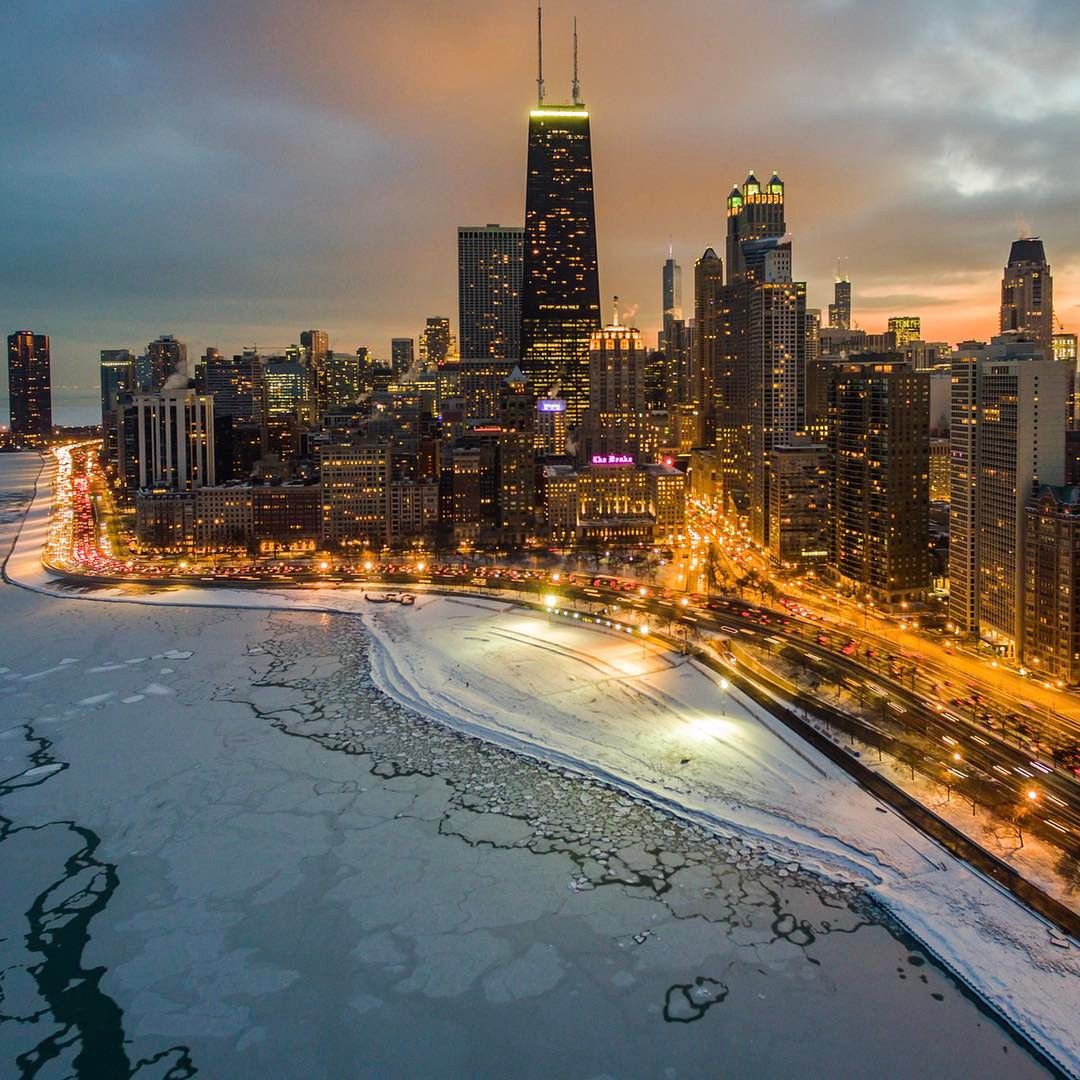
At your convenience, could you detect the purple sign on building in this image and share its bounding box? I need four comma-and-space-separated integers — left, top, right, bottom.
591, 453, 634, 467
537, 398, 566, 413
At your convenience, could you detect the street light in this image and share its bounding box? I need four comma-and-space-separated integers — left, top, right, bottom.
720, 677, 729, 714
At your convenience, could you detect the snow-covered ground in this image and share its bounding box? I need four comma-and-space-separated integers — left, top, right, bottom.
5, 452, 1080, 1076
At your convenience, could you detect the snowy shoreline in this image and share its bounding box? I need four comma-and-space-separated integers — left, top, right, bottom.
4, 453, 1080, 1077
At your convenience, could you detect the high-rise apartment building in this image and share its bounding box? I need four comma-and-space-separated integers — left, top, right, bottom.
769, 436, 830, 568
7, 331, 52, 439
134, 387, 215, 491
692, 247, 725, 439
147, 334, 188, 390
422, 318, 452, 366
828, 357, 930, 606
888, 316, 921, 347
724, 173, 806, 543
520, 65, 601, 423
1022, 485, 1080, 683
948, 335, 1066, 652
458, 225, 524, 360
391, 338, 415, 376
1001, 238, 1053, 357
581, 306, 647, 460
828, 275, 851, 330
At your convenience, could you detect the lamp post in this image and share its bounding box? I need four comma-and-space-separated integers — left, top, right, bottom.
720, 677, 729, 715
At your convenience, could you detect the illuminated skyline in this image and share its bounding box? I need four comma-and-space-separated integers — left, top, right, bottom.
3, 0, 1080, 394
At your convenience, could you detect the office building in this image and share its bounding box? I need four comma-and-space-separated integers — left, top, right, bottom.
264, 357, 313, 420
7, 331, 52, 439
948, 335, 1067, 652
692, 247, 726, 436
888, 316, 921, 347
827, 275, 851, 330
458, 224, 524, 360
391, 338, 415, 375
100, 349, 136, 429
205, 350, 265, 425
829, 357, 930, 606
520, 35, 601, 424
723, 173, 806, 541
1001, 238, 1053, 357
134, 387, 215, 491
300, 330, 331, 416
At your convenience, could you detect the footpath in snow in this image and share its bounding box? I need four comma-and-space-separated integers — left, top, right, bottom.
4, 453, 1080, 1077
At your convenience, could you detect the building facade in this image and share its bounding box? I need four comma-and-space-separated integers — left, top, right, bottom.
134, 387, 215, 491
458, 224, 524, 361
1001, 238, 1053, 357
949, 337, 1067, 652
8, 331, 52, 439
521, 102, 601, 422
828, 358, 930, 606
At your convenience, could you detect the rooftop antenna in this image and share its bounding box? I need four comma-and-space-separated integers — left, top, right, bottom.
572, 16, 581, 105
536, 5, 545, 105
612, 295, 621, 327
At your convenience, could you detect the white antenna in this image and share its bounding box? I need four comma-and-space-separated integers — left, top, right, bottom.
537, 5, 545, 105
612, 296, 620, 327
572, 16, 581, 105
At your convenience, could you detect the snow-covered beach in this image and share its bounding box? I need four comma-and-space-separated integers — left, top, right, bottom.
1, 452, 1076, 1077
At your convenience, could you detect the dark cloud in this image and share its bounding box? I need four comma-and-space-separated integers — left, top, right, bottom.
2, 0, 1079, 391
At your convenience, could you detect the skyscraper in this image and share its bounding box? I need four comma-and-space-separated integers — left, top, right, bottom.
147, 334, 188, 389
7, 331, 52, 438
205, 350, 265, 425
520, 14, 601, 423
458, 225, 524, 360
581, 300, 648, 460
298, 329, 329, 415
134, 386, 215, 491
829, 357, 930, 605
391, 338, 415, 376
662, 249, 682, 324
422, 317, 452, 366
691, 247, 725, 438
100, 349, 136, 428
888, 316, 921, 347
1001, 238, 1053, 357
724, 172, 806, 544
948, 335, 1067, 652
828, 274, 851, 330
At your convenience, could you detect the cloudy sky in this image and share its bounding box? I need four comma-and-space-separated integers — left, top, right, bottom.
3, 0, 1080, 397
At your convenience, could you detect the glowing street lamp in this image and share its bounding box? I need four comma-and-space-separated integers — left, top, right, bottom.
720, 676, 730, 713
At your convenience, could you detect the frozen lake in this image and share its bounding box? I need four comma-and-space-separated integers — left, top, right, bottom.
0, 454, 1064, 1077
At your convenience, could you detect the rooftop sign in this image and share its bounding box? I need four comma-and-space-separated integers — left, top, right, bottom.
537, 398, 566, 413
591, 453, 634, 467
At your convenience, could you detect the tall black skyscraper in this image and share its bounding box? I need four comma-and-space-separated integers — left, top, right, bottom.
8, 331, 52, 438
520, 11, 600, 424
